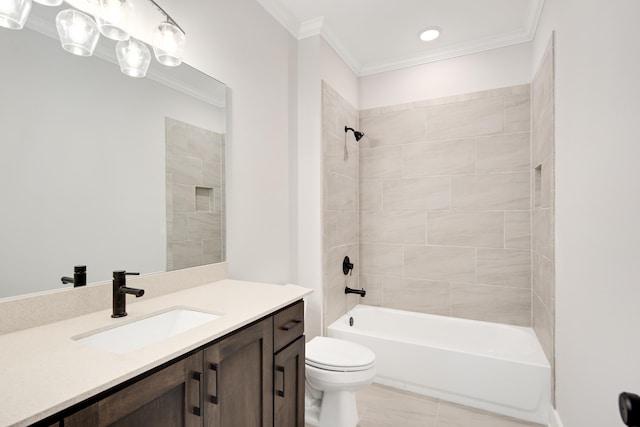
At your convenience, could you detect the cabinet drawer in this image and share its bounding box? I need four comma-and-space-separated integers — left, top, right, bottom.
273, 300, 304, 352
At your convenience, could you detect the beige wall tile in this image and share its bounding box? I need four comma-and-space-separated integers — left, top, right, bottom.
360, 109, 427, 147
403, 138, 476, 177
476, 248, 531, 288
187, 212, 221, 241
360, 179, 382, 212
172, 213, 188, 241
360, 243, 404, 276
383, 277, 450, 315
203, 238, 222, 264
426, 98, 503, 141
476, 133, 530, 173
360, 146, 403, 179
539, 156, 553, 209
173, 184, 195, 212
427, 211, 504, 247
533, 294, 554, 367
169, 155, 203, 185
505, 211, 531, 249
404, 246, 475, 282
362, 211, 426, 244
360, 274, 383, 306
451, 172, 530, 210
504, 95, 531, 133
324, 210, 358, 250
532, 208, 553, 260
533, 45, 554, 118
532, 251, 555, 313
326, 172, 356, 211
533, 102, 554, 166
324, 133, 358, 179
489, 84, 531, 98
172, 241, 203, 270
451, 283, 531, 326
383, 177, 450, 211
202, 161, 221, 188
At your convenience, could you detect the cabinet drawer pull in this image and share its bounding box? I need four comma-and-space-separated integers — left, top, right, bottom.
191, 371, 202, 417
279, 319, 302, 331
209, 363, 219, 404
276, 365, 285, 398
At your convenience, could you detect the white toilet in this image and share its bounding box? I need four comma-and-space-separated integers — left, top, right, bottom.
305, 336, 376, 427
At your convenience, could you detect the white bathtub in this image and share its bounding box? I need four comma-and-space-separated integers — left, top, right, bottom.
328, 305, 551, 424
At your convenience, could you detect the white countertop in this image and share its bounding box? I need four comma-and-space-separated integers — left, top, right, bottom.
0, 279, 312, 427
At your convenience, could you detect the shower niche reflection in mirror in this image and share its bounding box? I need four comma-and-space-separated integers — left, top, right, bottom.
166, 118, 225, 271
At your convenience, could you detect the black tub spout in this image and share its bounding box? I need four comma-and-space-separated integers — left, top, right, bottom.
345, 286, 366, 297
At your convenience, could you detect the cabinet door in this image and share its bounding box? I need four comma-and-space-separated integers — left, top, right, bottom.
274, 335, 305, 427
65, 352, 203, 427
203, 318, 274, 427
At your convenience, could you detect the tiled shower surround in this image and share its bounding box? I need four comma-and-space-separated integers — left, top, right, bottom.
322, 82, 361, 331
532, 36, 556, 397
358, 85, 533, 327
322, 73, 555, 377
166, 117, 226, 271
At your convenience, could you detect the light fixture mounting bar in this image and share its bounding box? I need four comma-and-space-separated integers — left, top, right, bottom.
146, 0, 185, 34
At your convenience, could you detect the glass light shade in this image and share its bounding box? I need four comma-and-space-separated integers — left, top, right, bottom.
55, 9, 100, 56
33, 0, 63, 6
0, 0, 31, 29
116, 38, 150, 78
96, 0, 133, 41
152, 21, 185, 67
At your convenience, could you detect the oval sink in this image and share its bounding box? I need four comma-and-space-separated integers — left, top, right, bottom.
75, 308, 221, 354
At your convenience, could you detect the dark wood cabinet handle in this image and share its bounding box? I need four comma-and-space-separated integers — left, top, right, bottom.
276, 365, 285, 397
279, 319, 302, 331
209, 363, 219, 404
191, 371, 202, 417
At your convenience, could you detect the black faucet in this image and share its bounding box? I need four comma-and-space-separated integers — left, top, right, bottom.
345, 286, 366, 297
61, 265, 87, 287
112, 270, 144, 318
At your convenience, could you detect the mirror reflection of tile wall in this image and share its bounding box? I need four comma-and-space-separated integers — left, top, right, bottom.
166, 117, 226, 270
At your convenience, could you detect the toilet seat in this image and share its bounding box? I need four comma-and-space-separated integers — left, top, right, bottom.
305, 337, 375, 372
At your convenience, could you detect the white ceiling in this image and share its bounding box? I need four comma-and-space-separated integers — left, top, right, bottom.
255, 0, 544, 76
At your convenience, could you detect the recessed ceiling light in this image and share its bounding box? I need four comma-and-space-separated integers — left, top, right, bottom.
419, 27, 441, 42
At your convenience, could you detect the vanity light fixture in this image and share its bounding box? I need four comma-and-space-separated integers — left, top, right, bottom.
96, 0, 135, 41
2, 0, 186, 77
419, 26, 441, 42
55, 9, 100, 56
116, 37, 151, 77
0, 0, 32, 29
33, 0, 62, 6
149, 0, 185, 66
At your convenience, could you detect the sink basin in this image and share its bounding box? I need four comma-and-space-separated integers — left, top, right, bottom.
75, 308, 221, 354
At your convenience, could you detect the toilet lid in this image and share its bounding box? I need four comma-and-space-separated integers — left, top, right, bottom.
305, 337, 375, 372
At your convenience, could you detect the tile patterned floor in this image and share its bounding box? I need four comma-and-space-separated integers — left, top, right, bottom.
309, 384, 546, 427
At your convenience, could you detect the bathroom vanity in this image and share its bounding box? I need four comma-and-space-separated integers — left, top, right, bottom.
0, 276, 310, 427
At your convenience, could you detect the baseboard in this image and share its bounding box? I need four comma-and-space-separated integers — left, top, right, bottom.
549, 408, 564, 427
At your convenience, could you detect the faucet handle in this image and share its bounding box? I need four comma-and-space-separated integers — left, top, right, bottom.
125, 272, 140, 276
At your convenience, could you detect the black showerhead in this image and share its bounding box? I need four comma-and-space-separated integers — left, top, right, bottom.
345, 126, 365, 142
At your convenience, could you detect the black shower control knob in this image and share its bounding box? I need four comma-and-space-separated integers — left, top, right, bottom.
620, 392, 640, 426
343, 256, 354, 275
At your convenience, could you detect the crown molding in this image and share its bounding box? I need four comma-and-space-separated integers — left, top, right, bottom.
358, 28, 533, 76
298, 16, 324, 39
256, 0, 546, 77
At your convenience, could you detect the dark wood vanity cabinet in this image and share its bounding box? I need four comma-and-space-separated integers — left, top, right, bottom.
37, 300, 304, 427
273, 301, 305, 427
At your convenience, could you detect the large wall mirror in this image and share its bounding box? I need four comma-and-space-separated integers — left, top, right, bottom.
0, 4, 227, 299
